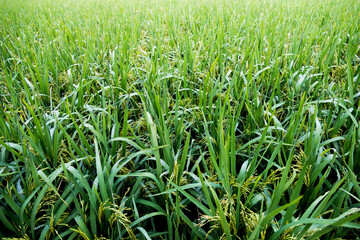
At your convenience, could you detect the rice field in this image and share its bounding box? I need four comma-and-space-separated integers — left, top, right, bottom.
0, 0, 360, 239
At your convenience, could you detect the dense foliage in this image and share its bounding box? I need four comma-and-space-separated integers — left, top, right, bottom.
0, 0, 360, 239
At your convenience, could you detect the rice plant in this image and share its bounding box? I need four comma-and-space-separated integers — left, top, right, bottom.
0, 0, 359, 239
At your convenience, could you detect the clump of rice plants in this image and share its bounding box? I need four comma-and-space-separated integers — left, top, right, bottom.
0, 0, 359, 239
